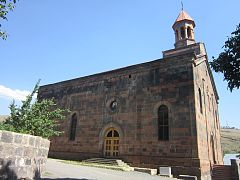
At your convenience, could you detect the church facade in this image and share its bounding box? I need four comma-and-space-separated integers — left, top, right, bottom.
38, 10, 223, 179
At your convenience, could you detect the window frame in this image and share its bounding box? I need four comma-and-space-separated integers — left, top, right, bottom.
198, 88, 203, 114
69, 113, 77, 141
187, 26, 192, 39
180, 27, 185, 39
158, 105, 169, 141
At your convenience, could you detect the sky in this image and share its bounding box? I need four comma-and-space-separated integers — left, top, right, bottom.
0, 0, 239, 128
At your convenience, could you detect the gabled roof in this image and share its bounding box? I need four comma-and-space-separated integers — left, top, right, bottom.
173, 10, 195, 28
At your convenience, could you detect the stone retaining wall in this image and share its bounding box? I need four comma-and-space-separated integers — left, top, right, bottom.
0, 130, 50, 179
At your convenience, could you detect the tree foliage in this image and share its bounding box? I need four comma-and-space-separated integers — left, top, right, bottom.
0, 80, 69, 139
0, 0, 17, 40
210, 24, 240, 91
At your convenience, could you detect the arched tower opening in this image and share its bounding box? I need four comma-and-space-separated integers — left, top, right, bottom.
172, 10, 196, 48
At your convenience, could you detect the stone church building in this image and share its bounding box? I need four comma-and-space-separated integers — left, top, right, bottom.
38, 10, 223, 179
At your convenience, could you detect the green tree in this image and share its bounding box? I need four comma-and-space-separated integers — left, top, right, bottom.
0, 0, 17, 40
210, 24, 240, 92
0, 80, 69, 139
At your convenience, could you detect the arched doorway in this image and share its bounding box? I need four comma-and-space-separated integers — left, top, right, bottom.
104, 128, 119, 157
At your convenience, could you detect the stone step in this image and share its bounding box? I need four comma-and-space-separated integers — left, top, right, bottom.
82, 158, 134, 171
212, 165, 232, 180
83, 160, 119, 165
134, 167, 157, 176
84, 158, 118, 161
83, 158, 123, 165
83, 158, 120, 162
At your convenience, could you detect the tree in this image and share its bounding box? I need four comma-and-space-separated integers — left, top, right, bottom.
0, 80, 69, 139
210, 24, 240, 92
0, 0, 17, 40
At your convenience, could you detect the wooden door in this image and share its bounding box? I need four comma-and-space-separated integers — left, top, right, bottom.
104, 128, 119, 157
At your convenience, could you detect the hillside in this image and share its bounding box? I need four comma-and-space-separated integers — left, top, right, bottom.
221, 128, 240, 154
0, 115, 9, 123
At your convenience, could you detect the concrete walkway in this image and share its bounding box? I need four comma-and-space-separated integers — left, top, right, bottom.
42, 159, 177, 180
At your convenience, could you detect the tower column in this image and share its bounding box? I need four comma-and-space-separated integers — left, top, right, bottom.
175, 30, 178, 42
191, 29, 195, 39
178, 30, 181, 40
184, 26, 188, 38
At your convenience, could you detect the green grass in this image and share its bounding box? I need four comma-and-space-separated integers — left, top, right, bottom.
221, 128, 240, 154
60, 160, 131, 171
42, 171, 54, 176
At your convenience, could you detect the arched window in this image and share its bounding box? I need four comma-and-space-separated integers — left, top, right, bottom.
187, 27, 192, 39
180, 27, 185, 39
207, 94, 210, 111
215, 110, 218, 129
212, 94, 215, 117
106, 129, 119, 137
158, 105, 169, 141
211, 134, 216, 164
198, 88, 203, 114
69, 113, 77, 141
176, 30, 179, 40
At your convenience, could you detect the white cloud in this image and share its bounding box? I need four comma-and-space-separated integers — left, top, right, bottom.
0, 85, 32, 101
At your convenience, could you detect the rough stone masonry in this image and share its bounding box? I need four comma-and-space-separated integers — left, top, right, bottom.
0, 130, 50, 180
38, 10, 223, 180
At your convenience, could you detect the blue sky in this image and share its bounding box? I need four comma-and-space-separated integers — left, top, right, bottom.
0, 1, 239, 128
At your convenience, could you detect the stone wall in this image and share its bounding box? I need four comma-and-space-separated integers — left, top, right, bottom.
0, 130, 50, 180
193, 43, 223, 179
39, 50, 200, 178
38, 43, 222, 179
39, 52, 198, 160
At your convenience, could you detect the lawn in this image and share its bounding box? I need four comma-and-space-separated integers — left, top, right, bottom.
221, 128, 240, 154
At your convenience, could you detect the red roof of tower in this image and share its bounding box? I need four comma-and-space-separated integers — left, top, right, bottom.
173, 10, 195, 28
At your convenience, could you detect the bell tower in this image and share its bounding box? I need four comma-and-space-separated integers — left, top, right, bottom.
172, 9, 196, 48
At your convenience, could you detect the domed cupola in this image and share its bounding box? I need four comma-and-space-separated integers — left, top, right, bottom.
172, 9, 196, 48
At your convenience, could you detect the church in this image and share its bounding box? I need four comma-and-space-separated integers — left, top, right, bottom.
38, 9, 223, 180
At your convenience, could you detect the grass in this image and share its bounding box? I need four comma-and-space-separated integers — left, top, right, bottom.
59, 160, 131, 171
42, 171, 54, 176
221, 128, 240, 154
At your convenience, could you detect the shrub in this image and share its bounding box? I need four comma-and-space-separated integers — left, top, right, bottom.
0, 80, 69, 139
